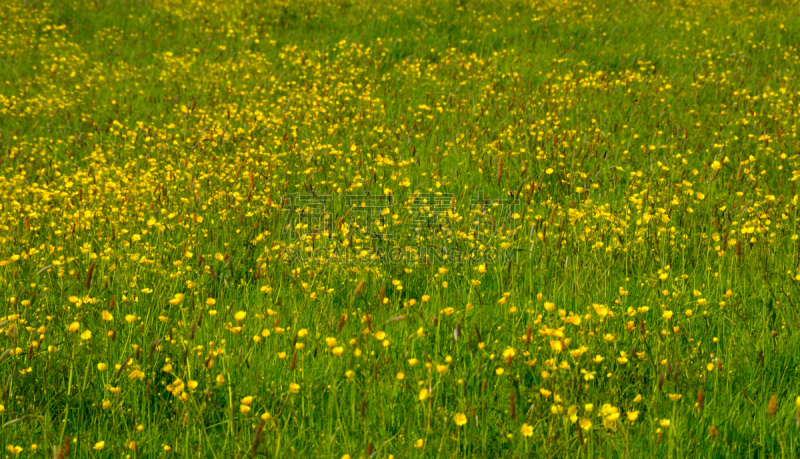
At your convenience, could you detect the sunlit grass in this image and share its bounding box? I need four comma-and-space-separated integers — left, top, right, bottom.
1, 0, 800, 457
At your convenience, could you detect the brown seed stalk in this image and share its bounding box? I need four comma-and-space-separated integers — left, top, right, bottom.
251, 418, 265, 458
56, 435, 70, 459
353, 280, 366, 298
768, 394, 778, 417
85, 260, 96, 292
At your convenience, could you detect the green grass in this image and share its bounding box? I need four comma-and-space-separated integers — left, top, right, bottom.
1, 0, 800, 457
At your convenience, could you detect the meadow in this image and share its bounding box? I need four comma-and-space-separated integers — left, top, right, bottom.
1, 0, 800, 457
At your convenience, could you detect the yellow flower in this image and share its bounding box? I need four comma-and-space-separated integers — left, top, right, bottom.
579, 418, 592, 430
80, 330, 92, 340
414, 439, 424, 448
601, 404, 621, 431
521, 423, 533, 437
567, 405, 579, 422
627, 411, 639, 422
93, 441, 105, 451
601, 404, 619, 420
101, 310, 113, 321
668, 393, 682, 401
125, 315, 136, 323
234, 311, 246, 321
289, 383, 300, 394
68, 322, 80, 332
659, 419, 671, 428
418, 388, 429, 401
332, 346, 344, 356
453, 413, 467, 426
240, 404, 251, 414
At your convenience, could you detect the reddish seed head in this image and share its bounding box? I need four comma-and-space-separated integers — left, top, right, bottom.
768, 394, 778, 417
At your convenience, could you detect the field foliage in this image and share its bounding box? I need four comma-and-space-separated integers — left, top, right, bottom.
1, 0, 800, 457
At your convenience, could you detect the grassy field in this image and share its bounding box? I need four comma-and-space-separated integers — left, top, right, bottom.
1, 0, 800, 457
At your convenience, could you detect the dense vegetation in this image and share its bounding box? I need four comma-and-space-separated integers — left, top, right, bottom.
1, 0, 800, 457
